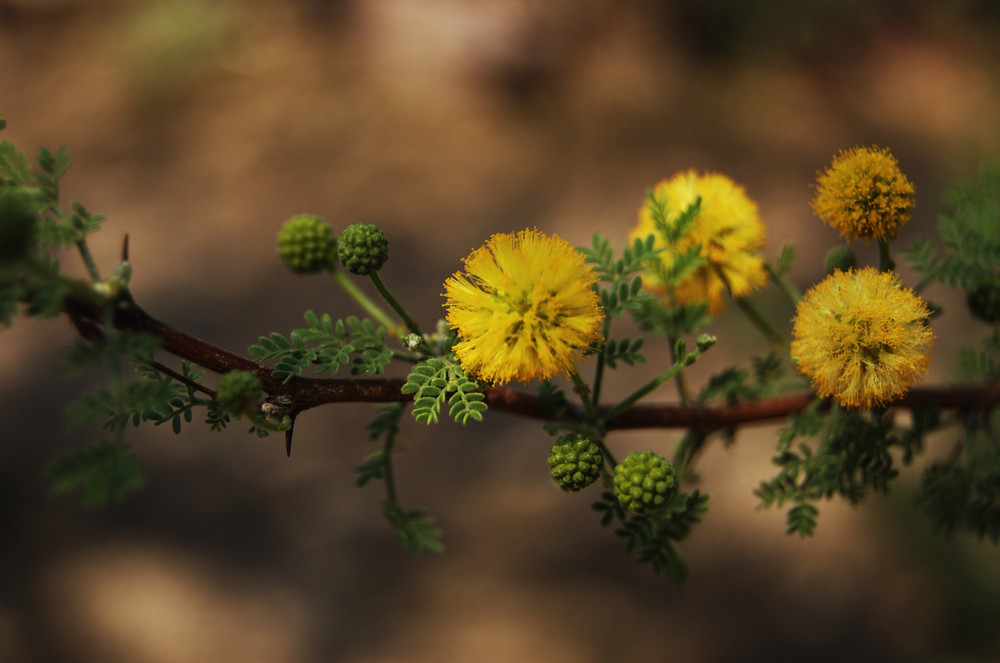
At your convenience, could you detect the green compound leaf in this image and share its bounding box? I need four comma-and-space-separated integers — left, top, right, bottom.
249, 311, 392, 383
382, 501, 445, 554
593, 489, 709, 584
47, 440, 145, 507
757, 402, 943, 538
903, 165, 1000, 292
603, 336, 646, 369
581, 232, 659, 320
403, 357, 485, 424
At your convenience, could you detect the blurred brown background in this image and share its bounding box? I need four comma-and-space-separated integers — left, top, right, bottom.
3, 1, 1000, 661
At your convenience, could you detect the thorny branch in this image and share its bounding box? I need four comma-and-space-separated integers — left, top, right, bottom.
61, 288, 1000, 433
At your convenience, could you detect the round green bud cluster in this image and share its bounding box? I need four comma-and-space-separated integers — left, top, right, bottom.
215, 370, 263, 415
967, 276, 1000, 323
824, 245, 857, 274
337, 223, 388, 276
277, 214, 337, 274
613, 450, 677, 514
548, 434, 603, 492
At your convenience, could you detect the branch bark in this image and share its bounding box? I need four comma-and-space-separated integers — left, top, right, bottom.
62, 289, 1000, 432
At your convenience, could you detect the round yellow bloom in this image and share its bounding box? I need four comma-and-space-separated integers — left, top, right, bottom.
444, 229, 604, 385
791, 268, 934, 409
811, 146, 915, 241
630, 170, 767, 315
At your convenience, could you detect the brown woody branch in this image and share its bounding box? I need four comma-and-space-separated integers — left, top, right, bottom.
62, 289, 1000, 432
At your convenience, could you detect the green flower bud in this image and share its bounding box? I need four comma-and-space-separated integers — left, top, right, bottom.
824, 246, 857, 275
277, 214, 337, 274
613, 450, 677, 514
337, 223, 388, 275
967, 276, 1000, 323
548, 434, 603, 492
695, 333, 716, 352
215, 370, 262, 415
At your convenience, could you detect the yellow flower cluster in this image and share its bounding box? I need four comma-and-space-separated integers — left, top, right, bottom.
630, 170, 767, 315
443, 229, 604, 385
811, 146, 915, 241
791, 268, 933, 409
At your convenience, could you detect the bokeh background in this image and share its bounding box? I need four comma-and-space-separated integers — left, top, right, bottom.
3, 1, 1000, 661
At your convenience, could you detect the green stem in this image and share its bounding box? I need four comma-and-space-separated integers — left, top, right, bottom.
382, 424, 400, 505
76, 239, 102, 283
331, 269, 396, 330
570, 371, 600, 425
603, 343, 710, 424
667, 335, 690, 406
591, 317, 613, 406
734, 296, 787, 352
878, 238, 895, 273
764, 262, 802, 303
369, 271, 422, 337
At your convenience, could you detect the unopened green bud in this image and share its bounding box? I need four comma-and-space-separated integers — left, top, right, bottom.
613, 450, 677, 514
548, 434, 603, 492
337, 223, 388, 276
277, 214, 337, 274
824, 246, 857, 274
695, 333, 716, 352
215, 370, 263, 415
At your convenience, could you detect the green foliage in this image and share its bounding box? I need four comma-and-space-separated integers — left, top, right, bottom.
401, 357, 486, 424
697, 352, 785, 407
47, 440, 145, 507
917, 420, 1000, 543
904, 165, 1000, 292
249, 311, 392, 382
756, 402, 942, 537
593, 489, 709, 583
580, 232, 659, 319
957, 330, 1000, 382
355, 403, 404, 488
355, 403, 445, 554
602, 336, 645, 368
382, 501, 445, 554
773, 242, 795, 276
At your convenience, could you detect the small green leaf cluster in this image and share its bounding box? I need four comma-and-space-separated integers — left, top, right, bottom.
249, 310, 393, 382
47, 440, 145, 507
905, 165, 1000, 299
382, 501, 445, 554
593, 489, 708, 583
401, 357, 486, 424
756, 401, 942, 537
698, 351, 786, 406
353, 403, 445, 554
1, 131, 102, 325
918, 433, 1000, 542
581, 232, 659, 318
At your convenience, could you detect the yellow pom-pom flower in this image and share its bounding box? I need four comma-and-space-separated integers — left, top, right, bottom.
791, 268, 934, 409
811, 146, 915, 241
630, 170, 767, 315
444, 229, 604, 385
